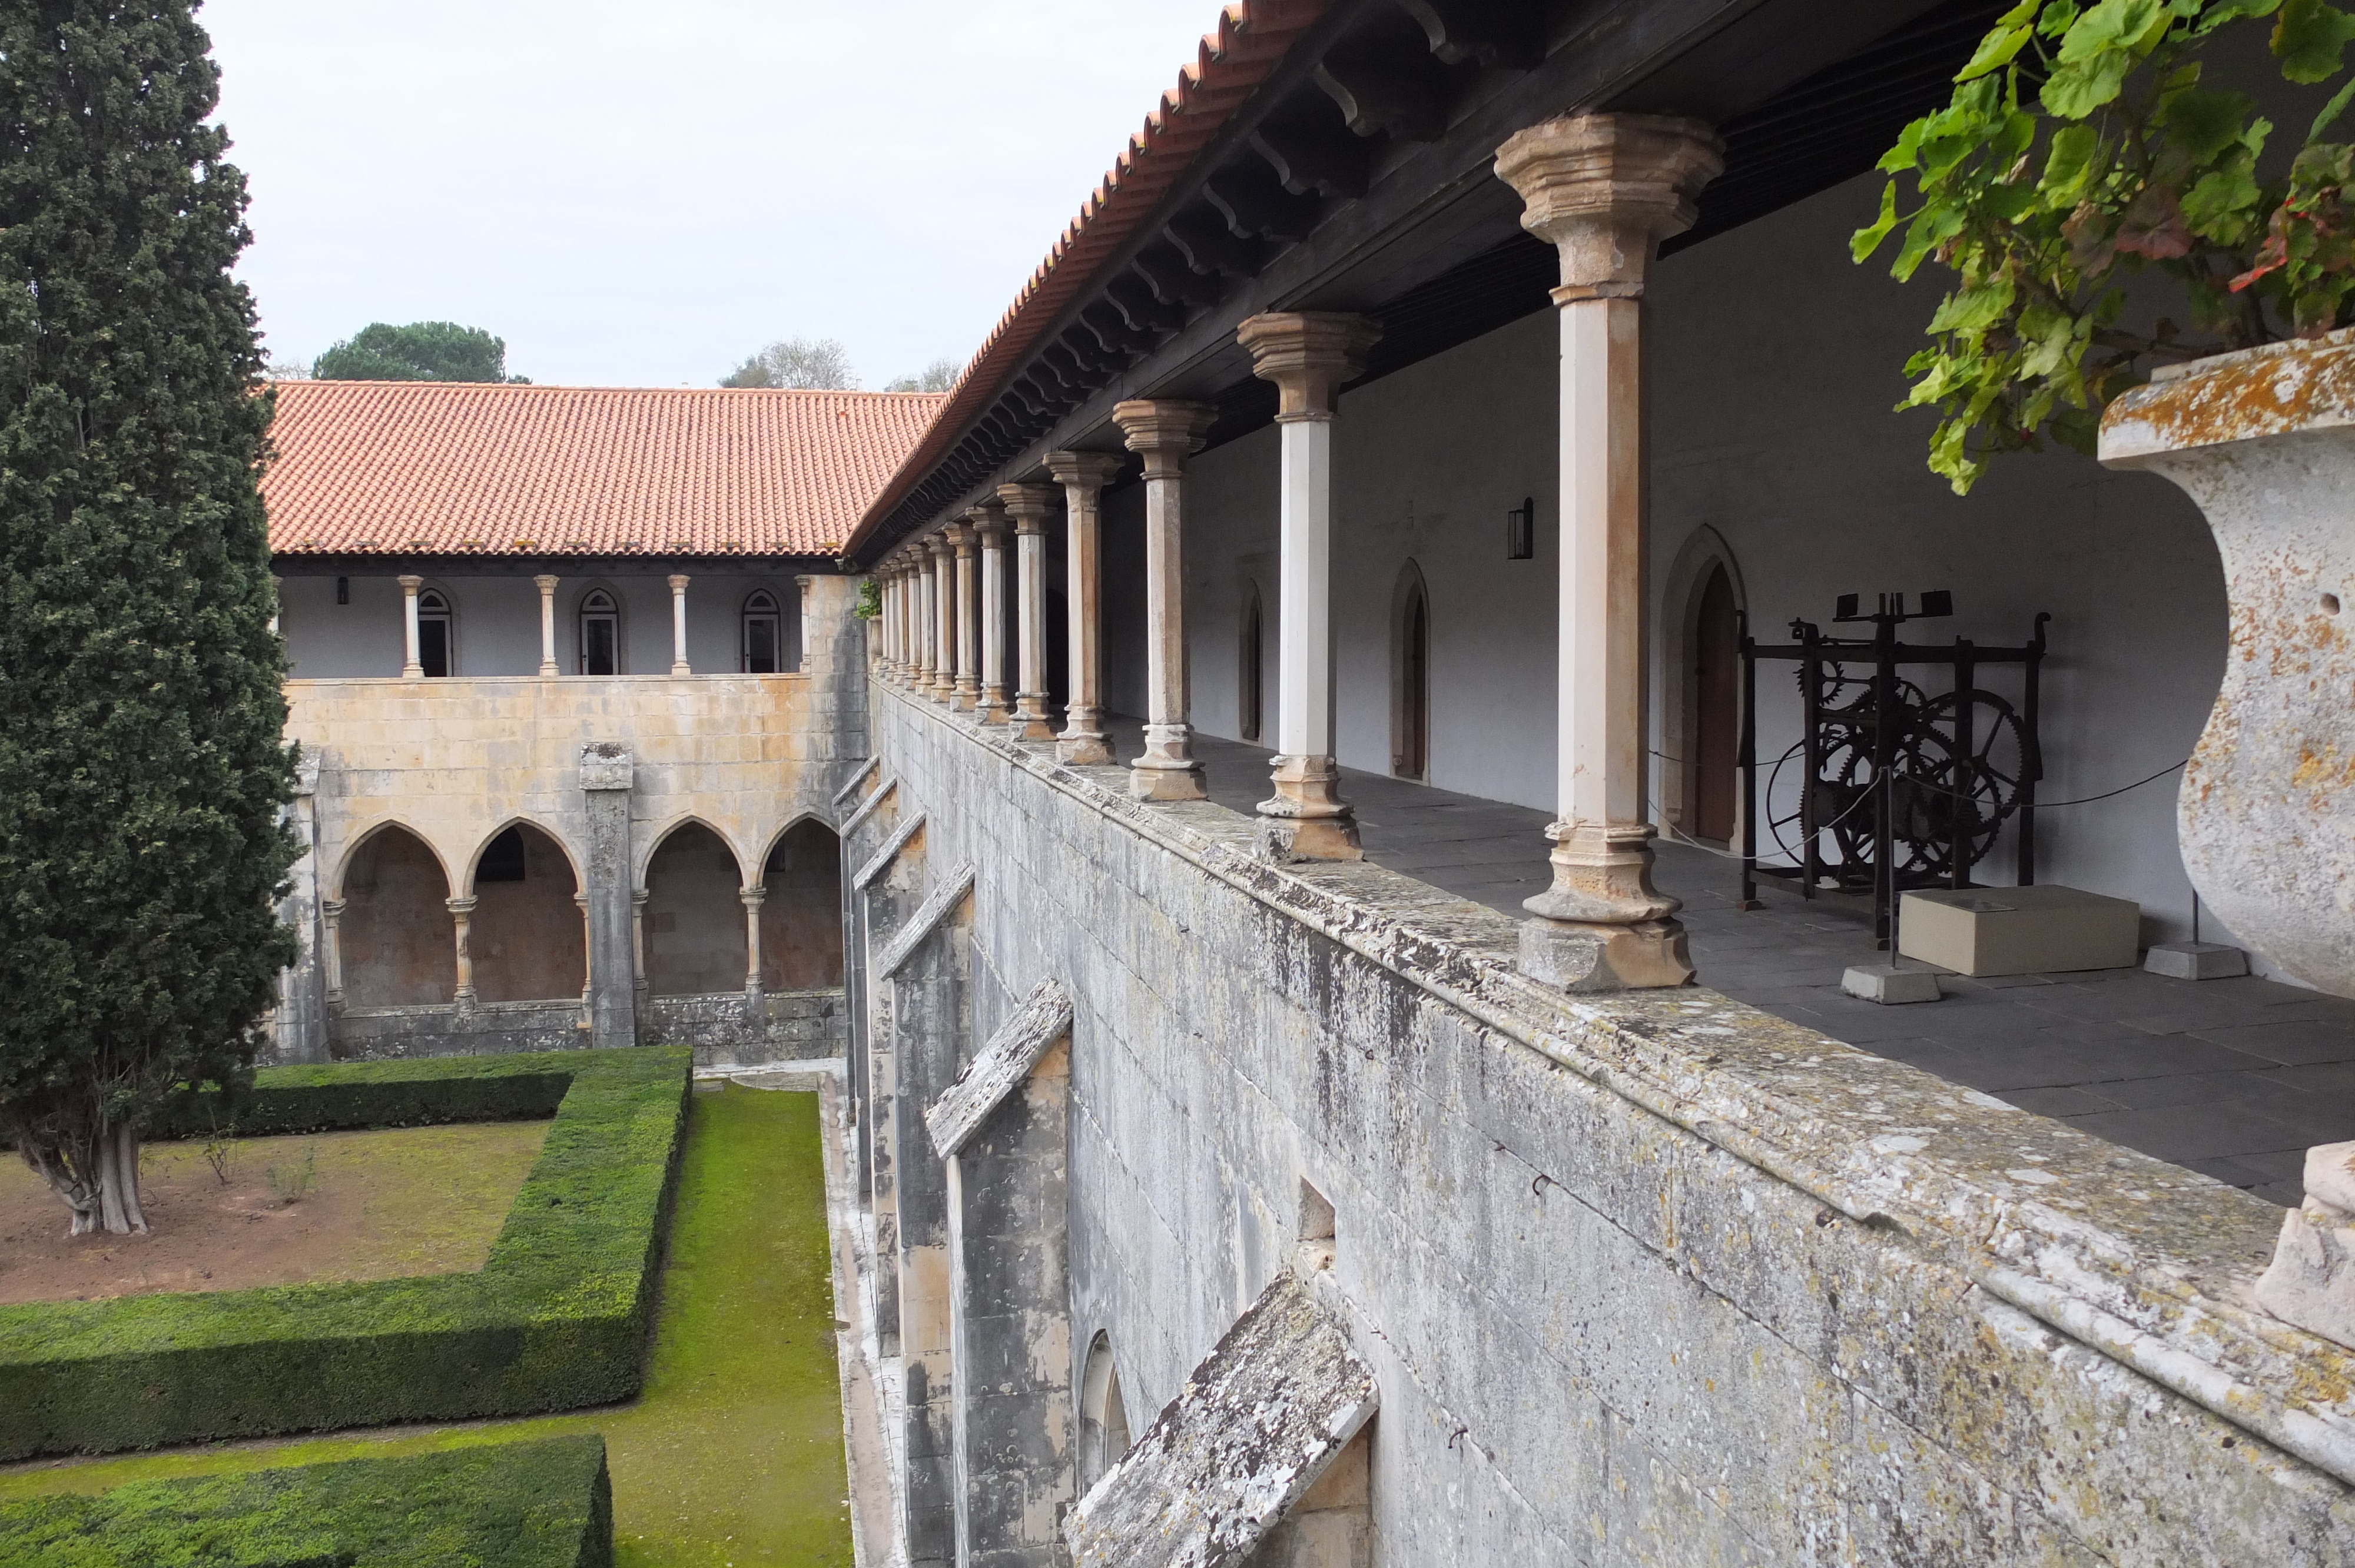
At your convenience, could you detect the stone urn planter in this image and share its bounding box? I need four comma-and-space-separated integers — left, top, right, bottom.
2101, 329, 2355, 999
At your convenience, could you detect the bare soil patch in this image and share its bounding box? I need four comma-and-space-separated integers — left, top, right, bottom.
0, 1119, 550, 1304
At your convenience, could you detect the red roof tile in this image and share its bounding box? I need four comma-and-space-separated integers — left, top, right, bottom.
264, 380, 946, 559
844, 0, 1328, 557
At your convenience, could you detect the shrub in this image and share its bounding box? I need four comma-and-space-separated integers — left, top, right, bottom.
0, 1048, 689, 1459
0, 1433, 612, 1567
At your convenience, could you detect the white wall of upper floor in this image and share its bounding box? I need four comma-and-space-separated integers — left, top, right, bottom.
275, 569, 808, 679
1115, 167, 2233, 949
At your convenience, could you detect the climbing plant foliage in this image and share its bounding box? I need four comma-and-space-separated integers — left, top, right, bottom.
1856, 0, 2355, 491
0, 1, 297, 1227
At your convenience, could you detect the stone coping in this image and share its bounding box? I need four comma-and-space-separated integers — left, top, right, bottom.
875, 681, 2355, 1484
284, 673, 814, 688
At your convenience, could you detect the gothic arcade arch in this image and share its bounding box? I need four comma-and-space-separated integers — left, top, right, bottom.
1078, 1330, 1133, 1494
757, 815, 844, 990
464, 819, 588, 1004
334, 821, 455, 1008
640, 817, 748, 996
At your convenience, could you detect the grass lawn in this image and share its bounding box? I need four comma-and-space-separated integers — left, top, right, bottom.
0, 1083, 854, 1567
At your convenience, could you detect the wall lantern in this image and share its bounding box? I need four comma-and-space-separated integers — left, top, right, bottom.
1505, 497, 1535, 560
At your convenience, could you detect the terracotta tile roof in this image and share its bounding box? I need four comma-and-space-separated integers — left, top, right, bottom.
845, 0, 1328, 559
264, 380, 947, 559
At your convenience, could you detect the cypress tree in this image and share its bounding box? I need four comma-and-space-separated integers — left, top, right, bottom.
0, 1, 295, 1234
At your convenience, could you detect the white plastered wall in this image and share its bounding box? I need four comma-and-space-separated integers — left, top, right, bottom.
1170, 169, 2239, 953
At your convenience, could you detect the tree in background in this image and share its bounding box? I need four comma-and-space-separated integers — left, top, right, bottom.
313, 321, 526, 383
885, 357, 962, 393
722, 337, 858, 389
0, 0, 297, 1234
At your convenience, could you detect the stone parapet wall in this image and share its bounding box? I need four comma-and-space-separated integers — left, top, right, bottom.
294, 989, 848, 1067
867, 682, 2355, 1564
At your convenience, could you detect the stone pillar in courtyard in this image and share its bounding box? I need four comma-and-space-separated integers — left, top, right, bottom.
931, 532, 958, 703
1494, 113, 1720, 991
447, 896, 479, 1009
1238, 311, 1382, 862
1046, 450, 1125, 765
1110, 400, 1216, 800
581, 742, 639, 1048
1000, 481, 1060, 741
951, 519, 982, 712
667, 573, 692, 676
974, 504, 1012, 723
741, 885, 765, 1006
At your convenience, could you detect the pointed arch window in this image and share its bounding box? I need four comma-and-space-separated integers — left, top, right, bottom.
579, 589, 621, 675
1238, 583, 1265, 744
743, 590, 782, 673
1391, 564, 1430, 780
417, 589, 453, 678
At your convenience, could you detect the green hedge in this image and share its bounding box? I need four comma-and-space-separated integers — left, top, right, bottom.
0, 1048, 690, 1459
0, 1433, 612, 1567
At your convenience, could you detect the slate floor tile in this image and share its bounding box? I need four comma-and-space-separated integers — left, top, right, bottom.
1998, 1085, 2128, 1117
2062, 1102, 2319, 1164
2184, 1021, 2355, 1067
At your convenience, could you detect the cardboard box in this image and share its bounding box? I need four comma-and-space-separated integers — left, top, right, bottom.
1897, 885, 2141, 977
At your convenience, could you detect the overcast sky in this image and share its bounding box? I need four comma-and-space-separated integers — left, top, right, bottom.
203, 0, 1217, 388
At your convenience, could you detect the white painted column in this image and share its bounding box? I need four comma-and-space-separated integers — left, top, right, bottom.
1047, 452, 1125, 765
668, 573, 691, 675
399, 573, 424, 680
973, 504, 1011, 723
535, 574, 559, 676
1238, 313, 1382, 862
1000, 482, 1059, 740
1110, 401, 1216, 801
1495, 113, 1722, 991
884, 563, 903, 679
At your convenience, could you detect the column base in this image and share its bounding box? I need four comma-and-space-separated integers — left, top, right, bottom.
977, 699, 1010, 724
1010, 693, 1055, 741
1519, 917, 1693, 991
538, 661, 559, 677
1130, 762, 1207, 801
951, 681, 980, 713
671, 662, 692, 677
1520, 820, 1682, 924
1255, 755, 1362, 862
1059, 732, 1115, 765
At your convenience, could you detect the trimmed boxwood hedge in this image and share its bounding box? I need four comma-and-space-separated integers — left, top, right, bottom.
0, 1432, 612, 1566
0, 1048, 690, 1459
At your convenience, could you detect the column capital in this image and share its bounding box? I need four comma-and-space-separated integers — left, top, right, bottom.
445, 896, 478, 916
738, 886, 767, 908
1045, 450, 1127, 493
1493, 114, 1722, 298
1236, 313, 1382, 419
932, 527, 960, 557
997, 482, 1057, 532
534, 573, 558, 592
966, 501, 1009, 545
945, 519, 977, 555
1111, 400, 1216, 477
397, 573, 424, 591
667, 572, 691, 591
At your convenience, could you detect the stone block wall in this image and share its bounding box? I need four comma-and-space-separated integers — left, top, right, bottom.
859, 683, 2355, 1564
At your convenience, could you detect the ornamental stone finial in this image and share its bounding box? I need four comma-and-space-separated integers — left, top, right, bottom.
1492, 114, 1723, 298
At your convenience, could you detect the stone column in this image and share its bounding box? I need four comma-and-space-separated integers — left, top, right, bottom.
884, 563, 904, 680
1495, 114, 1722, 991
742, 886, 766, 1004
1046, 451, 1125, 765
321, 898, 346, 1009
399, 573, 425, 679
575, 892, 593, 1009
951, 521, 981, 712
931, 533, 958, 703
581, 743, 639, 1048
535, 574, 559, 676
1110, 400, 1217, 800
1000, 483, 1059, 740
668, 573, 692, 675
447, 896, 478, 1008
631, 889, 651, 995
973, 504, 1012, 723
1238, 312, 1382, 862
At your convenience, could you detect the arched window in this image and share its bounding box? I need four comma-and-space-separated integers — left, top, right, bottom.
417, 589, 453, 678
1238, 583, 1265, 744
743, 590, 782, 673
1391, 563, 1430, 780
1691, 562, 1740, 843
1079, 1332, 1133, 1493
579, 588, 621, 676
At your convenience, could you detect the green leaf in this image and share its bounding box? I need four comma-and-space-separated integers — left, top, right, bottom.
2273, 0, 2355, 82
1892, 204, 1968, 280
2042, 52, 2139, 116
2313, 75, 2355, 139
2039, 123, 2104, 204
2182, 155, 2262, 237
2158, 87, 2257, 160
1851, 182, 1903, 261
2059, 0, 2164, 59
2039, 0, 2085, 37
1928, 276, 2020, 333
1958, 24, 2037, 81
1877, 118, 1929, 173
